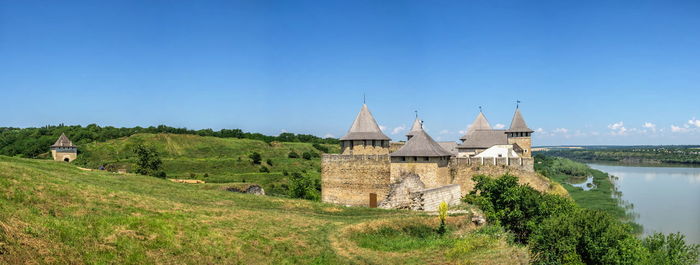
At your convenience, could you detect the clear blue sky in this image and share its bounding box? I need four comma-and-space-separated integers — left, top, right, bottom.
1, 0, 699, 145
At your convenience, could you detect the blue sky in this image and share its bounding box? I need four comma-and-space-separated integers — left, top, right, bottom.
1, 0, 699, 145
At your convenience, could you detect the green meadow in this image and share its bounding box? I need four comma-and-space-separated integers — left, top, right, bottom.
0, 156, 524, 264
74, 133, 338, 196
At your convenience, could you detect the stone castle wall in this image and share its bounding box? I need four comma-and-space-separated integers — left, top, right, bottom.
51, 150, 77, 162
341, 141, 390, 155
410, 184, 462, 211
389, 157, 450, 189
449, 157, 544, 196
508, 136, 532, 157
321, 154, 540, 209
321, 154, 391, 206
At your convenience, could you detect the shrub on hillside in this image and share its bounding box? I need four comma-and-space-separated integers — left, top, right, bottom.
464, 174, 576, 243
466, 173, 700, 265
249, 152, 262, 165
312, 143, 329, 153
643, 232, 700, 265
259, 166, 270, 173
529, 208, 648, 264
133, 144, 163, 177
288, 151, 300, 158
266, 159, 273, 166
288, 172, 320, 200
302, 151, 320, 160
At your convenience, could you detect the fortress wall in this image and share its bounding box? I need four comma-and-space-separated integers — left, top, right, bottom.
410, 184, 462, 211
341, 142, 389, 155
321, 154, 391, 206
51, 150, 77, 162
508, 137, 532, 157
389, 158, 450, 189
449, 157, 542, 196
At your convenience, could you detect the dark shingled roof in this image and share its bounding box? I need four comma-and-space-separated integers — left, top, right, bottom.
506, 108, 533, 133
340, 104, 391, 141
51, 133, 76, 148
438, 141, 458, 155
391, 129, 452, 157
457, 130, 508, 149
460, 112, 492, 141
405, 117, 423, 138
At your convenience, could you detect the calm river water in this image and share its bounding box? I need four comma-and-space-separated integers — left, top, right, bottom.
588, 164, 700, 244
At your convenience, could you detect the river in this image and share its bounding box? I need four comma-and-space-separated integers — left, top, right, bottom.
588, 163, 700, 244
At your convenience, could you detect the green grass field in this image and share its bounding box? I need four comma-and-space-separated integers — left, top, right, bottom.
73, 133, 338, 196
0, 156, 529, 264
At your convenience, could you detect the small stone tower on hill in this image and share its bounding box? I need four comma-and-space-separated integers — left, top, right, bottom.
506, 108, 534, 157
339, 104, 391, 155
51, 133, 78, 162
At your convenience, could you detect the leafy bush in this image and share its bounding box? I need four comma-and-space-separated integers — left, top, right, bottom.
437, 201, 448, 235
288, 151, 300, 158
302, 151, 320, 160
153, 171, 167, 179
266, 159, 273, 166
529, 208, 648, 264
133, 144, 163, 177
287, 172, 320, 200
464, 174, 576, 243
248, 152, 262, 165
643, 232, 700, 265
259, 166, 270, 173
312, 143, 329, 153
466, 173, 700, 265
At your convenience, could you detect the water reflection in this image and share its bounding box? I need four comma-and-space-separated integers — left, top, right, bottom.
589, 164, 700, 245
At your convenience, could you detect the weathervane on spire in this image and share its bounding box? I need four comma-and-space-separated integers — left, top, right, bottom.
363, 93, 366, 104
415, 110, 418, 118
479, 106, 482, 112
516, 100, 521, 109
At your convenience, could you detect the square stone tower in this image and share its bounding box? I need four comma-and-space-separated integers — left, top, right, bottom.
506, 108, 534, 157
50, 133, 77, 162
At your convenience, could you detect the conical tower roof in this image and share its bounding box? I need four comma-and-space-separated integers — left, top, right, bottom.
506, 108, 533, 133
391, 129, 452, 157
340, 104, 391, 141
460, 112, 492, 141
51, 133, 76, 148
405, 117, 423, 138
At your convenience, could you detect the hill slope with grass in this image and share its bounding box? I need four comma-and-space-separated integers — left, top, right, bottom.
74, 133, 338, 196
0, 156, 527, 264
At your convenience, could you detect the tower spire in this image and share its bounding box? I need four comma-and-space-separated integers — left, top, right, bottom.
363, 93, 366, 104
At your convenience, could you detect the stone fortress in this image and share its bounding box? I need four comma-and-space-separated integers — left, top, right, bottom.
321, 104, 536, 211
50, 133, 78, 162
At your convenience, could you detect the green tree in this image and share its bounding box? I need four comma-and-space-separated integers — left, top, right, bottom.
249, 152, 262, 165
643, 232, 700, 265
288, 172, 320, 200
288, 151, 300, 158
133, 144, 163, 177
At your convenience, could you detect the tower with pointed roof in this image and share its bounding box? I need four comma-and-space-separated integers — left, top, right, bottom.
506, 107, 534, 157
456, 111, 509, 157
50, 133, 78, 162
390, 117, 453, 188
339, 104, 391, 155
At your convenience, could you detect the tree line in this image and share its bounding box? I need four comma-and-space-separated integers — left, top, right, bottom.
0, 124, 339, 158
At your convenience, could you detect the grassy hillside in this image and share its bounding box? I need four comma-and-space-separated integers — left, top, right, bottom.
0, 156, 527, 264
74, 133, 339, 196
